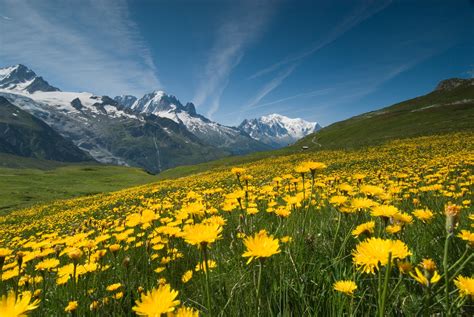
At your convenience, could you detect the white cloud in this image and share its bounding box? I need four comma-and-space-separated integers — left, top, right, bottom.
244, 64, 297, 110
0, 0, 160, 96
248, 0, 392, 79
192, 0, 277, 119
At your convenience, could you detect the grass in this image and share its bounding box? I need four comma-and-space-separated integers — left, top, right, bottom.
0, 133, 472, 316
0, 154, 158, 213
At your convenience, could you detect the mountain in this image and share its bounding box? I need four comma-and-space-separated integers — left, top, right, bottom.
114, 91, 271, 155
294, 78, 474, 150
0, 64, 268, 172
0, 96, 92, 162
0, 64, 59, 93
239, 113, 321, 148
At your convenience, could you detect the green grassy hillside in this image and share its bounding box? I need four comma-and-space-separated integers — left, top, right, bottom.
0, 154, 158, 213
294, 78, 474, 149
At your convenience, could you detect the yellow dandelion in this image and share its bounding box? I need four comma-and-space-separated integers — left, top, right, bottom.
454, 275, 474, 298
35, 258, 60, 271
412, 209, 434, 223
371, 205, 399, 219
333, 280, 357, 296
352, 221, 375, 238
132, 284, 180, 316
181, 223, 222, 248
410, 268, 441, 287
0, 291, 40, 317
181, 270, 193, 283
242, 230, 280, 264
64, 300, 78, 313
106, 283, 122, 292
352, 238, 411, 274
457, 230, 474, 246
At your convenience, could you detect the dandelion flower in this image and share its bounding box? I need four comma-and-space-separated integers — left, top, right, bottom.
64, 301, 78, 313
181, 223, 222, 248
132, 284, 180, 316
371, 205, 399, 219
242, 230, 280, 264
352, 238, 411, 274
410, 268, 441, 287
457, 230, 474, 246
454, 275, 474, 298
181, 270, 193, 283
106, 283, 122, 292
35, 258, 60, 271
352, 221, 375, 238
413, 209, 434, 223
170, 306, 199, 317
333, 280, 357, 296
0, 291, 40, 316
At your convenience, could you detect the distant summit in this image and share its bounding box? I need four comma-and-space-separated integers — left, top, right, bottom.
0, 64, 60, 93
435, 78, 474, 91
239, 113, 321, 148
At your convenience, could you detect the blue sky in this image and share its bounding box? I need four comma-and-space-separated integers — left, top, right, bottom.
1, 0, 473, 126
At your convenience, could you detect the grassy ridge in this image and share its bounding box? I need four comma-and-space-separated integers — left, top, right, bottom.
294, 80, 474, 150
0, 154, 158, 213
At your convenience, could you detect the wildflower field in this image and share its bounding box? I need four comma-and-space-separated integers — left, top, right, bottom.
0, 133, 473, 316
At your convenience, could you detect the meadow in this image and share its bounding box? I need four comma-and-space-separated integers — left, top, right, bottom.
0, 133, 473, 316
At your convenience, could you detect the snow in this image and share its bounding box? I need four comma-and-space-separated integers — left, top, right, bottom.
0, 65, 19, 78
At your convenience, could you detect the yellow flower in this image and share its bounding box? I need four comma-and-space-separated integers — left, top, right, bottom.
352, 238, 411, 274
64, 300, 78, 313
35, 258, 60, 271
106, 283, 122, 292
410, 268, 441, 287
454, 275, 474, 298
181, 270, 193, 283
333, 280, 357, 296
329, 195, 348, 207
371, 205, 399, 219
242, 230, 280, 264
397, 261, 413, 274
457, 230, 474, 246
169, 306, 200, 317
195, 260, 217, 273
0, 291, 40, 317
412, 209, 434, 223
132, 284, 180, 316
181, 223, 222, 247
231, 167, 246, 176
386, 224, 402, 234
352, 221, 375, 238
67, 248, 83, 262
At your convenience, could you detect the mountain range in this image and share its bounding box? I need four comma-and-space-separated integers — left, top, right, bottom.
0, 64, 318, 172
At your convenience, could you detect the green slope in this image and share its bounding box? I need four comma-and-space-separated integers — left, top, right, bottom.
0, 154, 159, 213
293, 78, 474, 150
0, 96, 92, 162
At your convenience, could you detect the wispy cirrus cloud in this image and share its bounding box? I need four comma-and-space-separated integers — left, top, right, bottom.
193, 0, 278, 119
0, 0, 160, 96
249, 0, 392, 80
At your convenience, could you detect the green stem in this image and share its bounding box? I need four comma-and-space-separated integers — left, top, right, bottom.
256, 259, 263, 315
332, 212, 342, 257
379, 252, 392, 317
443, 234, 452, 316
202, 245, 212, 317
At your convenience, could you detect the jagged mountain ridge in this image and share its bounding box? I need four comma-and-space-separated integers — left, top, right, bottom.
0, 64, 271, 172
239, 113, 321, 148
114, 91, 272, 154
0, 96, 92, 162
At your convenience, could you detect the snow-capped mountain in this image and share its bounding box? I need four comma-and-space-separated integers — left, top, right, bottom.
0, 64, 269, 172
239, 114, 322, 148
114, 91, 270, 154
0, 64, 59, 93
